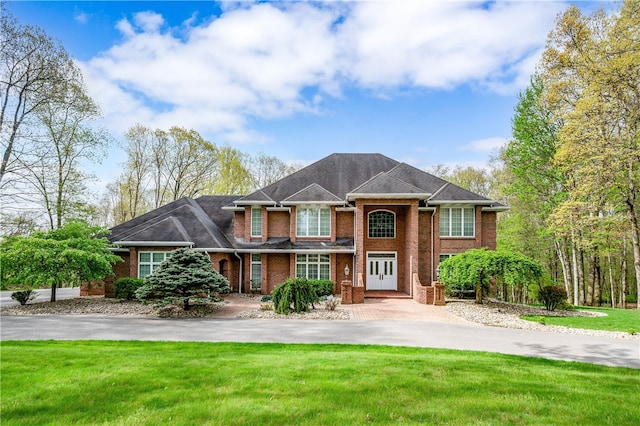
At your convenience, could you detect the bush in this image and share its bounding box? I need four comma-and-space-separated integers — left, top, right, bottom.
308, 280, 334, 297
114, 277, 144, 300
538, 285, 568, 311
11, 290, 37, 305
271, 277, 319, 314
135, 248, 230, 310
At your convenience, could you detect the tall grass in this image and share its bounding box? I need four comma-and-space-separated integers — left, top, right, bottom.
2, 341, 638, 425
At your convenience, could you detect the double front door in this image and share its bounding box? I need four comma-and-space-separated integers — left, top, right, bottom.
366, 252, 397, 290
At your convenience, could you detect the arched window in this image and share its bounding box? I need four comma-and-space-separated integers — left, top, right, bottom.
368, 210, 395, 238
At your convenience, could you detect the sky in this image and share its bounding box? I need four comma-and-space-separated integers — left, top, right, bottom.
7, 0, 612, 188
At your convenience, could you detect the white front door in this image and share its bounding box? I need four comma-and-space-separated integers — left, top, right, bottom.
366, 252, 397, 290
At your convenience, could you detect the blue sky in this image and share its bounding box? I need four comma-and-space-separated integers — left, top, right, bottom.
7, 1, 610, 186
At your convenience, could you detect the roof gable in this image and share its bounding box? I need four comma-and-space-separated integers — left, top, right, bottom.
252, 153, 400, 203
347, 172, 430, 200
282, 183, 342, 205
110, 196, 237, 249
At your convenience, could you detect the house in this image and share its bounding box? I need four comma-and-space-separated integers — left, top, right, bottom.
84, 153, 507, 303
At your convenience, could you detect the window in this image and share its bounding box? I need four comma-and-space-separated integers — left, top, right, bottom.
368, 210, 395, 238
439, 254, 455, 263
250, 254, 262, 290
296, 207, 330, 237
439, 207, 475, 237
138, 251, 170, 278
251, 208, 262, 237
296, 254, 330, 280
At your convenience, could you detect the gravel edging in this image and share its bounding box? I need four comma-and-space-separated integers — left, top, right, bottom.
2, 296, 637, 340
445, 300, 639, 340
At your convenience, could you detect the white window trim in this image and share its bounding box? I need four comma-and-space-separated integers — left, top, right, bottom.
251, 207, 262, 237
295, 253, 331, 280
368, 210, 396, 239
439, 206, 475, 238
296, 207, 331, 237
250, 253, 262, 290
138, 251, 170, 278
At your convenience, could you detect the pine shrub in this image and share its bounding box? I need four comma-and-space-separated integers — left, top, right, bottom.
114, 277, 144, 300
11, 290, 37, 305
272, 277, 319, 314
538, 285, 568, 311
135, 248, 230, 310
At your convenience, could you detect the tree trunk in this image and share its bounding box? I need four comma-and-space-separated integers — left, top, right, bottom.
555, 238, 573, 300
50, 283, 57, 302
570, 226, 580, 306
594, 256, 602, 307
608, 252, 615, 308
587, 253, 595, 306
621, 238, 627, 309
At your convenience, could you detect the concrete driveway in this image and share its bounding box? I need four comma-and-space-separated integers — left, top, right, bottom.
1, 311, 638, 369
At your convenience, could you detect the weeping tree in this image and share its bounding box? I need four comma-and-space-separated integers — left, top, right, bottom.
439, 249, 543, 304
135, 248, 230, 310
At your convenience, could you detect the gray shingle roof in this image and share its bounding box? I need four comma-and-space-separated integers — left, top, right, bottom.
109, 196, 237, 249
283, 183, 343, 204
347, 172, 430, 199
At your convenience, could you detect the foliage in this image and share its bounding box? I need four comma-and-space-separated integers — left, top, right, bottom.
271, 277, 319, 314
10, 290, 37, 305
0, 221, 121, 301
324, 296, 340, 311
113, 277, 144, 300
538, 285, 568, 311
308, 279, 334, 297
134, 248, 230, 310
3, 341, 640, 425
439, 249, 543, 304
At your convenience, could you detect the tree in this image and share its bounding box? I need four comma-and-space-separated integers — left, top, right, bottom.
438, 249, 543, 304
0, 221, 121, 301
22, 65, 108, 229
135, 248, 230, 310
428, 164, 494, 199
0, 6, 76, 184
206, 145, 252, 195
540, 1, 640, 307
249, 152, 302, 190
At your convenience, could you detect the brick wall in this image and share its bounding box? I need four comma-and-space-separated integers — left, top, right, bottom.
267, 210, 290, 238
265, 253, 290, 294
80, 251, 130, 297
481, 211, 497, 250
234, 210, 245, 239
336, 209, 354, 238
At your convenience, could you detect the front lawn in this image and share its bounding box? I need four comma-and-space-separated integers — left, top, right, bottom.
522, 306, 640, 334
2, 341, 638, 425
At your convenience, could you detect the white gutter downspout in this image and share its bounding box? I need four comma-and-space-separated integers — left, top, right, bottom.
234, 251, 243, 294
431, 208, 436, 282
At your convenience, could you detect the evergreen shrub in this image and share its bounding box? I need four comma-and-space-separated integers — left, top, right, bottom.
308, 280, 334, 297
135, 248, 230, 310
272, 277, 319, 314
11, 290, 37, 305
114, 277, 144, 300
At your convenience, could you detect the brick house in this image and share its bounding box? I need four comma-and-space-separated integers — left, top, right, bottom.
86, 153, 506, 303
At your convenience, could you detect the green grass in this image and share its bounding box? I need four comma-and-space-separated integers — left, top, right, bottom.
1, 341, 639, 425
522, 306, 640, 334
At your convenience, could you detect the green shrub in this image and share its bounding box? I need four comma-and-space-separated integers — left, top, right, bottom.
135, 248, 230, 310
271, 277, 319, 314
308, 280, 334, 297
11, 290, 37, 305
114, 278, 144, 300
538, 285, 568, 311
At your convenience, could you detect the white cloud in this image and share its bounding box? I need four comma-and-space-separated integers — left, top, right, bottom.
461, 137, 508, 153
80, 1, 565, 143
